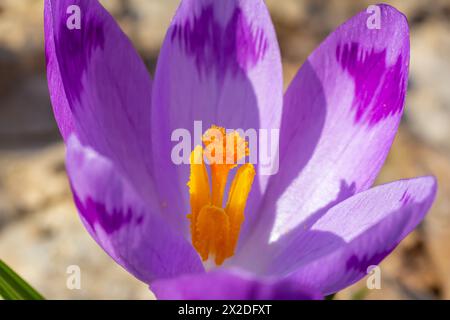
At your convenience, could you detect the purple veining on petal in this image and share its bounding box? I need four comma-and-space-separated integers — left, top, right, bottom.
400, 190, 413, 205
336, 42, 407, 126
170, 5, 268, 79
73, 192, 141, 235
345, 248, 393, 273
55, 13, 105, 105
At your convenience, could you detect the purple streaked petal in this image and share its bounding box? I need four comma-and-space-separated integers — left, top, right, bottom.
151, 0, 283, 236
268, 176, 437, 295
44, 0, 74, 139
66, 136, 204, 283
150, 269, 322, 300
44, 0, 156, 203
239, 4, 410, 254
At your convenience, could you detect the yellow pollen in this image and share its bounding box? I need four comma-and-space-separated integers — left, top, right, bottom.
187, 125, 255, 265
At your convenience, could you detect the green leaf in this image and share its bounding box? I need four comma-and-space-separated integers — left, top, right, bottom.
0, 259, 45, 300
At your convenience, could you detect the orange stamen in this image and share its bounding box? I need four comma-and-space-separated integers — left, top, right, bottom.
187, 125, 255, 265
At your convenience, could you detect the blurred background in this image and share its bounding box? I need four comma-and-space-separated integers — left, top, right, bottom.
0, 0, 449, 299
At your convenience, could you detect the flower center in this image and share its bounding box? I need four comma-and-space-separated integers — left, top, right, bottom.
187, 125, 255, 265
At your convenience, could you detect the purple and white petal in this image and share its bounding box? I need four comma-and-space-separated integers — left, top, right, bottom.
45, 0, 156, 203
151, 0, 283, 235
66, 136, 204, 283
266, 176, 437, 295
240, 5, 411, 253
151, 269, 322, 300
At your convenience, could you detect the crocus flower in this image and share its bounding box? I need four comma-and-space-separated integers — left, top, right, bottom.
45, 0, 437, 300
